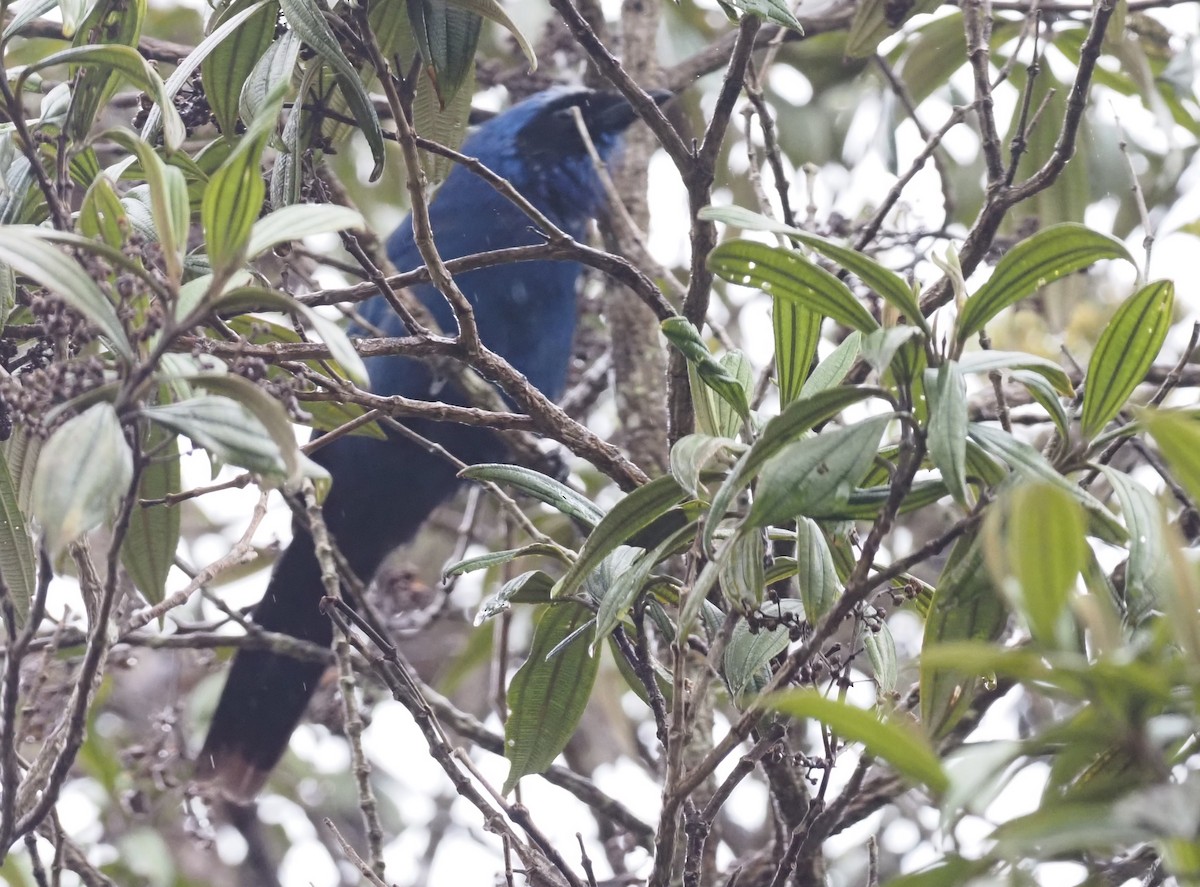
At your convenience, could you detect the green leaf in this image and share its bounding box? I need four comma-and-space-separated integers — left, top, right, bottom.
279, 0, 385, 179
1080, 279, 1174, 440
845, 0, 940, 58
552, 476, 688, 600
1009, 370, 1071, 440
662, 318, 750, 426
441, 0, 536, 68
722, 0, 802, 30
991, 481, 1085, 649
407, 0, 481, 107
103, 129, 189, 283
474, 570, 555, 624
200, 0, 280, 135
968, 423, 1127, 545
31, 403, 134, 556
79, 175, 128, 250
120, 425, 180, 605
860, 325, 923, 378
958, 350, 1074, 397
702, 386, 882, 552
1098, 466, 1168, 624
773, 295, 822, 406
241, 31, 302, 125
668, 434, 743, 501
1140, 409, 1200, 508
700, 205, 924, 328
0, 446, 35, 622
709, 239, 880, 333
765, 689, 949, 793
882, 858, 991, 887
21, 45, 186, 152
719, 527, 766, 609
503, 602, 600, 793
722, 600, 803, 701
799, 331, 861, 398
920, 533, 1007, 738
925, 361, 970, 507
593, 525, 693, 652
245, 204, 365, 259
458, 463, 604, 529
215, 287, 368, 387
863, 618, 897, 693
956, 224, 1133, 343
444, 544, 567, 580
63, 0, 147, 145
185, 373, 322, 488
747, 415, 891, 526
795, 517, 841, 623
0, 226, 132, 359
142, 396, 287, 479
201, 85, 287, 276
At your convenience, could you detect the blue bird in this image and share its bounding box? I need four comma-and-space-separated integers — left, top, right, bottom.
197, 87, 667, 801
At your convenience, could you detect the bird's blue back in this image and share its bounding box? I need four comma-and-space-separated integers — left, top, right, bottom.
199, 87, 650, 799
316, 89, 624, 570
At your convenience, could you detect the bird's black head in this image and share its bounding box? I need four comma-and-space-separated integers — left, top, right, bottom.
510, 88, 672, 162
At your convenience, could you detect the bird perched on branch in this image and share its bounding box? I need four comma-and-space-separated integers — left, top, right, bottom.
197, 87, 669, 802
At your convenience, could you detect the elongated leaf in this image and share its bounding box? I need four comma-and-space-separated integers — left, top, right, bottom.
709, 239, 880, 333
31, 403, 134, 556
0, 447, 35, 622
1010, 369, 1071, 439
958, 350, 1074, 397
0, 227, 132, 359
956, 224, 1133, 343
21, 44, 186, 151
201, 88, 285, 275
64, 0, 147, 145
968, 423, 1127, 544
723, 600, 804, 700
920, 533, 1007, 738
1140, 409, 1200, 508
278, 0, 385, 178
700, 205, 924, 328
216, 287, 368, 386
766, 690, 949, 793
241, 31, 302, 125
444, 544, 567, 580
719, 527, 766, 609
773, 295, 822, 405
246, 204, 365, 259
474, 570, 554, 624
120, 426, 179, 605
442, 0, 536, 67
1098, 466, 1167, 623
103, 129, 188, 283
748, 415, 891, 526
994, 481, 1086, 648
459, 464, 604, 528
552, 476, 688, 600
503, 602, 599, 793
662, 318, 750, 425
185, 374, 320, 487
142, 396, 286, 478
669, 434, 742, 501
200, 0, 279, 135
863, 617, 897, 693
925, 361, 970, 507
1081, 280, 1174, 440
800, 331, 861, 398
593, 525, 693, 652
845, 0, 940, 58
703, 386, 882, 552
795, 517, 841, 622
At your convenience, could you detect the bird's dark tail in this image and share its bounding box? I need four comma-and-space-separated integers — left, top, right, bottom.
195, 530, 332, 803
